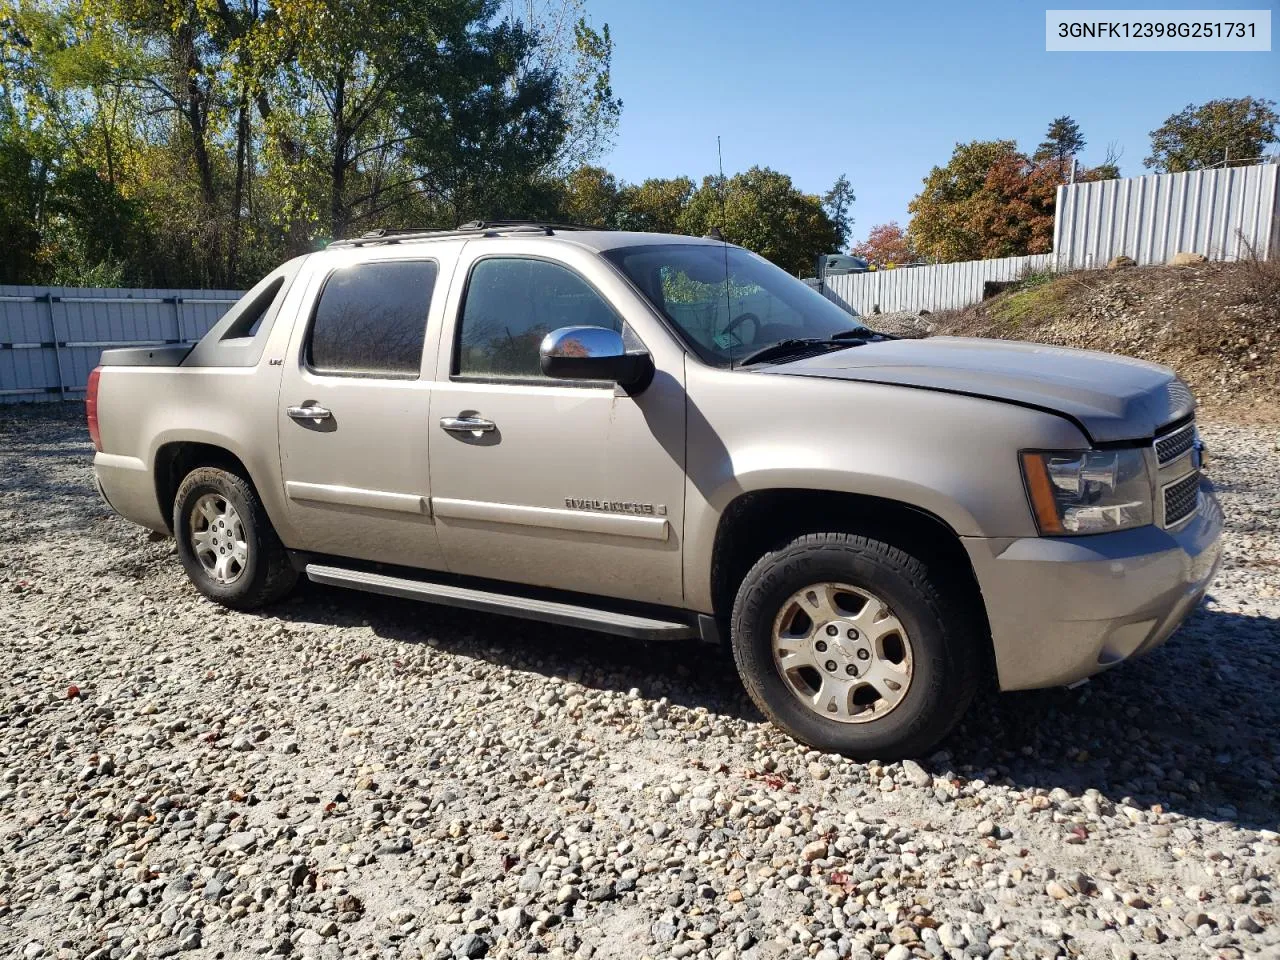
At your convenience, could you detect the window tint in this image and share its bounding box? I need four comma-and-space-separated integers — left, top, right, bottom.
456, 258, 622, 379
307, 260, 437, 377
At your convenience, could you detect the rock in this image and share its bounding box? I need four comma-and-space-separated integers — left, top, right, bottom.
451, 934, 488, 959
808, 762, 830, 781
1046, 880, 1072, 900
498, 906, 529, 930
902, 760, 932, 787
885, 946, 912, 960
1235, 914, 1263, 933
225, 832, 257, 853
801, 840, 828, 862
937, 923, 966, 949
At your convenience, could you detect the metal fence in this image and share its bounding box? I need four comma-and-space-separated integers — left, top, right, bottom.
1053, 162, 1280, 270
805, 163, 1279, 319
810, 254, 1052, 316
0, 286, 243, 402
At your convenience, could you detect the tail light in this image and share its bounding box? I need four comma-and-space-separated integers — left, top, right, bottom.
86, 367, 102, 452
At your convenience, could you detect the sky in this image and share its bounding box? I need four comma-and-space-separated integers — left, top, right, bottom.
586, 0, 1279, 247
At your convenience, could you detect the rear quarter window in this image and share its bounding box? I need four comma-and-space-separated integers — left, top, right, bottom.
307, 260, 438, 378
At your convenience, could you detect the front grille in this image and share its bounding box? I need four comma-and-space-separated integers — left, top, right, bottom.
1155, 421, 1196, 465
1163, 471, 1200, 527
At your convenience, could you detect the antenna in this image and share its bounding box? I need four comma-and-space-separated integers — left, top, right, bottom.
716, 136, 735, 368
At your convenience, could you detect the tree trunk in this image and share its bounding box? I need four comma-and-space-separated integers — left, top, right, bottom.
228, 94, 249, 282
330, 75, 348, 240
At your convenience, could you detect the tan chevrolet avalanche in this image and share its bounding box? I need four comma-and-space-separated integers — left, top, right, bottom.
88, 222, 1223, 759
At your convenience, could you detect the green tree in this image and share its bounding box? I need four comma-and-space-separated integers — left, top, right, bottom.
1145, 96, 1280, 172
560, 164, 621, 226
1034, 115, 1085, 164
821, 173, 855, 251
680, 166, 842, 275
617, 176, 693, 233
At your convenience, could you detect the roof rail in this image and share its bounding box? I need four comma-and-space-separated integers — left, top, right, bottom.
328, 220, 603, 248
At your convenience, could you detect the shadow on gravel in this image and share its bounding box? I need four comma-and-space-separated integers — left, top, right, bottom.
267, 583, 1280, 831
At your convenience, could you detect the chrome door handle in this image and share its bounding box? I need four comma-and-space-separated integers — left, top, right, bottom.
440, 415, 495, 433
287, 404, 332, 421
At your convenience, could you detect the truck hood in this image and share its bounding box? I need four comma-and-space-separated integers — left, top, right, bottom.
761, 337, 1193, 443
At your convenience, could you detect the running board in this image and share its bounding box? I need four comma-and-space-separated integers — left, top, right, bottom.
305, 564, 697, 641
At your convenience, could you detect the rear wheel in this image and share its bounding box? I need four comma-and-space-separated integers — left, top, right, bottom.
730, 532, 979, 759
173, 467, 297, 610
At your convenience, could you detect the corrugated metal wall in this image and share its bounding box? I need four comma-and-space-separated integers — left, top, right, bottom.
1053, 163, 1280, 270
0, 286, 243, 402
810, 254, 1052, 316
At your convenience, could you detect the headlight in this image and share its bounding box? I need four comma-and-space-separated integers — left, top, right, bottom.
1020, 449, 1152, 535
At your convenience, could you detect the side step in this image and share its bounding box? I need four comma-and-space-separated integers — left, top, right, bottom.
304, 564, 697, 641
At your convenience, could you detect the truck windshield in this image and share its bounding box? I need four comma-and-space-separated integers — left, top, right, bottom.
602, 243, 868, 368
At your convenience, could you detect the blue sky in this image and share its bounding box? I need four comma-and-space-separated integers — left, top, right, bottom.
587, 0, 1279, 247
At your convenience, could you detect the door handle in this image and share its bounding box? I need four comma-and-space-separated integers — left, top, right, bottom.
287, 404, 332, 421
440, 415, 495, 434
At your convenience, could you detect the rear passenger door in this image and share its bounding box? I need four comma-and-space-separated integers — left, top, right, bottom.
428, 238, 687, 607
277, 248, 457, 570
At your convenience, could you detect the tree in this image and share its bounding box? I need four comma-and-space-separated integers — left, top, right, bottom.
851, 222, 917, 267
907, 140, 1020, 262
907, 140, 1071, 262
1145, 96, 1280, 172
560, 164, 621, 226
1034, 115, 1085, 164
821, 173, 855, 251
616, 176, 693, 233
680, 166, 843, 275
965, 154, 1058, 258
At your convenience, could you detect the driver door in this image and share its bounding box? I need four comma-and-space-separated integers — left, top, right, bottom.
427, 238, 688, 606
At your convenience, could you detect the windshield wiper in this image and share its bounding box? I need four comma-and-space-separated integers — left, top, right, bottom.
738, 328, 870, 366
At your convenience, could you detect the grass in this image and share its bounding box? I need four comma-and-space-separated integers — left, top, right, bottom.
989, 271, 1067, 328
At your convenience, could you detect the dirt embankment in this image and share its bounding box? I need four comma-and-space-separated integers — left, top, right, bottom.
930, 259, 1280, 419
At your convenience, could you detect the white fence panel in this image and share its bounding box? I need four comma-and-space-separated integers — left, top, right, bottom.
1054, 163, 1280, 270
812, 254, 1051, 316
0, 286, 243, 402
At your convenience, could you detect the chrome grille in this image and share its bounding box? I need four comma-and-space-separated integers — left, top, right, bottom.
1163, 471, 1200, 527
1155, 421, 1196, 466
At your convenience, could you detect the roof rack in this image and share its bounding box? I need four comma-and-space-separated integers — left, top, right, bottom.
327, 220, 602, 248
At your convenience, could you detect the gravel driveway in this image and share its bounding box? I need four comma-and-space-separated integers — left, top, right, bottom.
1, 409, 1277, 960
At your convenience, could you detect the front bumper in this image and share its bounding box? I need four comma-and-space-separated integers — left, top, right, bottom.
963, 478, 1224, 690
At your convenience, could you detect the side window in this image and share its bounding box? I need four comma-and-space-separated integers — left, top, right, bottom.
307, 260, 438, 378
456, 258, 622, 379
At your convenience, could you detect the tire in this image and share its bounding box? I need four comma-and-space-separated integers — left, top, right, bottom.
173, 466, 297, 611
730, 532, 980, 759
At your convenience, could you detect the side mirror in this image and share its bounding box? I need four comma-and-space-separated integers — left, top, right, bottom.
539, 326, 654, 392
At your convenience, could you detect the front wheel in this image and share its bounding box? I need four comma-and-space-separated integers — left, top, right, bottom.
730, 532, 980, 759
173, 467, 297, 610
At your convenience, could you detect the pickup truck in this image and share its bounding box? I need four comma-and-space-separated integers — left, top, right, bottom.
89, 222, 1223, 759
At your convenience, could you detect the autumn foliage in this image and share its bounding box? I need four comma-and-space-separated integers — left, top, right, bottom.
907, 140, 1117, 263
851, 222, 917, 267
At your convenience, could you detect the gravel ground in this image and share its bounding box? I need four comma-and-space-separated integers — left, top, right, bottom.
1, 409, 1277, 960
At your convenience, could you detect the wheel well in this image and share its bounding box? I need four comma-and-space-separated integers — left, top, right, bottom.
710, 489, 992, 656
153, 442, 254, 532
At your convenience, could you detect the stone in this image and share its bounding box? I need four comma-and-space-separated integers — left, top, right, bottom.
801, 840, 828, 862
451, 934, 488, 959
902, 760, 932, 788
